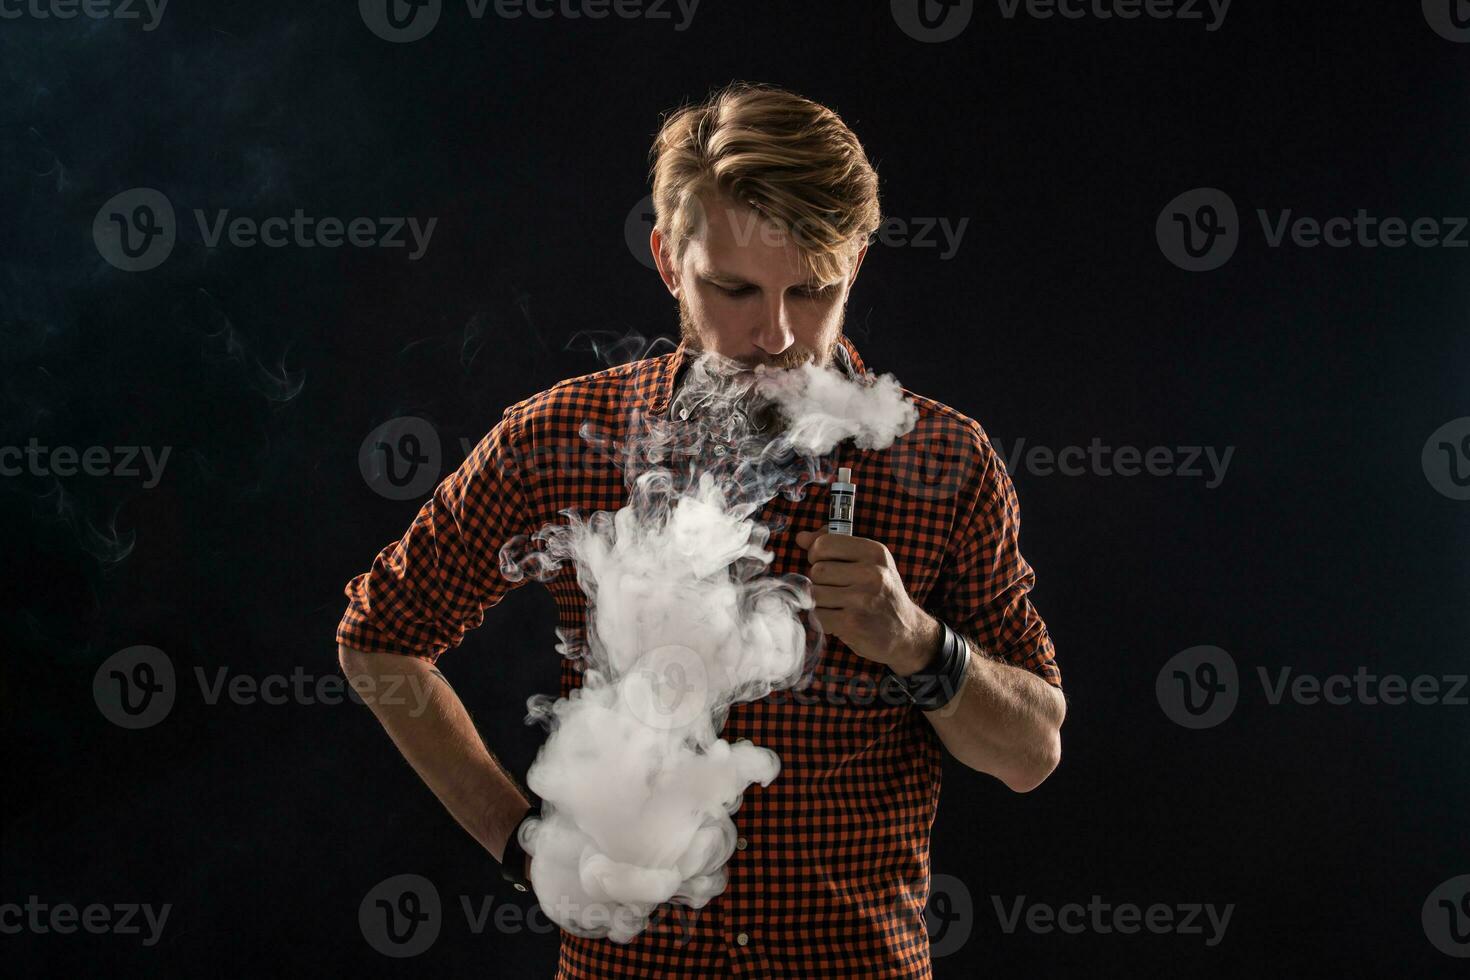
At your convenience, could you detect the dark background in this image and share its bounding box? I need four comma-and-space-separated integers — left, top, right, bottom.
3, 0, 1467, 975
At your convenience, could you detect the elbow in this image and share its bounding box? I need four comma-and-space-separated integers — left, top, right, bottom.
1002, 732, 1061, 794
1005, 686, 1066, 792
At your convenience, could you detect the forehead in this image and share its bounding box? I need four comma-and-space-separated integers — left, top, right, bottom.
684, 191, 813, 280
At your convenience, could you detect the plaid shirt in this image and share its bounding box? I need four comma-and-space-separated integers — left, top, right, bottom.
337, 333, 1061, 978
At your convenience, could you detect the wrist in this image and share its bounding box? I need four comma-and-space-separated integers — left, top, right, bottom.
894, 613, 944, 678
500, 802, 539, 893
886, 617, 971, 711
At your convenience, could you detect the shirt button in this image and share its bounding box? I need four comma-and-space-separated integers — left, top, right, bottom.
736, 932, 749, 946
735, 837, 747, 850
679, 408, 690, 419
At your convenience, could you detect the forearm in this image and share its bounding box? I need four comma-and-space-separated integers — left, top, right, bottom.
900, 617, 1066, 792
337, 645, 533, 862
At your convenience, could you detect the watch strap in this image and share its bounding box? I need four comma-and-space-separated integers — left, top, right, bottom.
500, 803, 539, 893
889, 619, 970, 711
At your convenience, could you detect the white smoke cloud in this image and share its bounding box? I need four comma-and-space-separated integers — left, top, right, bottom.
498, 349, 918, 943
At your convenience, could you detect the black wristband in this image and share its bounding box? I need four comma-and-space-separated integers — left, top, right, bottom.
887, 620, 971, 711
500, 804, 539, 893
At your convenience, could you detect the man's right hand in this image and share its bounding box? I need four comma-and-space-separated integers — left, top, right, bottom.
338, 644, 536, 867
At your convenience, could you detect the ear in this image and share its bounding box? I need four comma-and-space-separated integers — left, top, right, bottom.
650, 227, 680, 297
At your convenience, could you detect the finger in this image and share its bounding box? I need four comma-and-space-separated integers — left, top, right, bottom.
807, 532, 883, 564
810, 583, 855, 609
808, 560, 873, 587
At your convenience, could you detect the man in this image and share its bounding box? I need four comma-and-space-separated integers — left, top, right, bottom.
338, 81, 1065, 978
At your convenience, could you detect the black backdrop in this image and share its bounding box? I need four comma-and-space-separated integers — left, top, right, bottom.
3, 1, 1467, 976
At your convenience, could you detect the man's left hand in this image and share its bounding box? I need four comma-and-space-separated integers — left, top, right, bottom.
794, 530, 943, 677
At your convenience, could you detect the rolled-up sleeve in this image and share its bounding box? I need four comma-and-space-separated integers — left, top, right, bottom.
336, 406, 538, 664
927, 419, 1061, 688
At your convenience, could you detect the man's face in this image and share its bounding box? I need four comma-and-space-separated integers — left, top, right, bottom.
653, 191, 867, 373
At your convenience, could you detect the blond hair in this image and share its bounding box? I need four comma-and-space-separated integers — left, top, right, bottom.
648, 82, 882, 285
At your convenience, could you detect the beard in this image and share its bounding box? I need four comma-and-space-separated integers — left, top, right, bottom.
677, 294, 839, 372
672, 296, 832, 442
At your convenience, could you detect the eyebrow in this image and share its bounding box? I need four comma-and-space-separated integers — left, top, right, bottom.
699, 271, 837, 290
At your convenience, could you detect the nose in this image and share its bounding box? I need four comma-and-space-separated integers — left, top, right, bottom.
752, 297, 796, 358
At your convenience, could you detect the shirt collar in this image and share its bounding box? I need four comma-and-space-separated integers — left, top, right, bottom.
636, 333, 870, 420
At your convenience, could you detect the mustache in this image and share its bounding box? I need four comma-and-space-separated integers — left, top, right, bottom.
737, 348, 814, 370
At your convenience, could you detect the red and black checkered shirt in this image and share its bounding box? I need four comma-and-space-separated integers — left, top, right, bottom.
337, 333, 1061, 978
